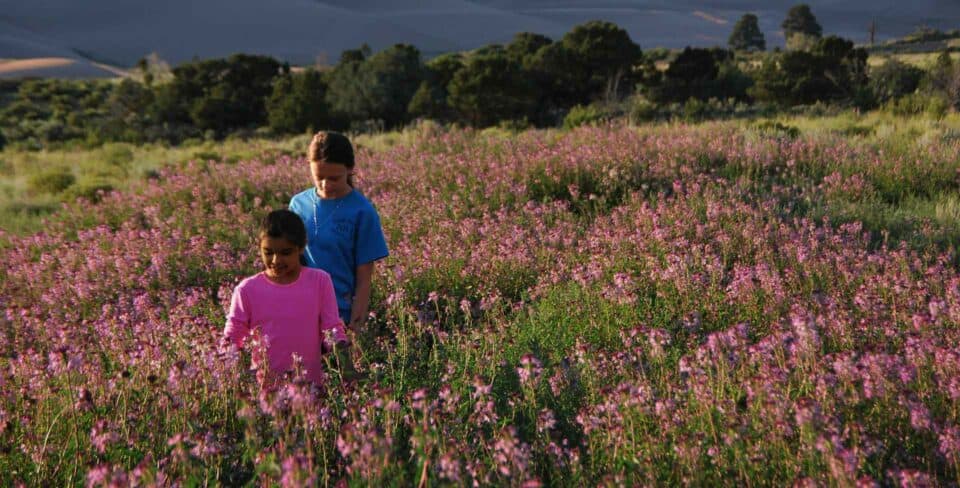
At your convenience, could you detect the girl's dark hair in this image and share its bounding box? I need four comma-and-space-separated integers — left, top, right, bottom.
308, 131, 355, 186
259, 209, 307, 248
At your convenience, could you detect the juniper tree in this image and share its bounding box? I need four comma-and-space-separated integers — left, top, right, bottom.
782, 4, 822, 41
729, 13, 766, 52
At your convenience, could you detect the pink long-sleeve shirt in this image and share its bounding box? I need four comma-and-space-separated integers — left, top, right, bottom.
224, 267, 346, 385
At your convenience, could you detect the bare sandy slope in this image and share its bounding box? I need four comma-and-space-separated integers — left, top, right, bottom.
0, 58, 128, 79
0, 0, 547, 67
0, 0, 955, 78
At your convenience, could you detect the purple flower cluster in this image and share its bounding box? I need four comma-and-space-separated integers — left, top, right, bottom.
2, 125, 959, 485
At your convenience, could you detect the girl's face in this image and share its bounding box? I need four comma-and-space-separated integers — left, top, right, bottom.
259, 235, 303, 284
310, 161, 352, 199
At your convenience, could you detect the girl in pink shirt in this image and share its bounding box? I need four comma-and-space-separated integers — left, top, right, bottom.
224, 209, 351, 385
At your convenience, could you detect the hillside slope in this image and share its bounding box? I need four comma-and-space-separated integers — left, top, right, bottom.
0, 0, 955, 77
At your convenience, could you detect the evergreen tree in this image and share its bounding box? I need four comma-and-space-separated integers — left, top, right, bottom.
266, 69, 332, 134
782, 4, 822, 41
159, 54, 283, 136
408, 53, 463, 122
869, 59, 923, 103
506, 32, 553, 67
749, 35, 867, 106
646, 48, 749, 103
326, 44, 424, 129
99, 79, 154, 142
924, 51, 960, 108
325, 50, 370, 125
559, 20, 643, 103
728, 14, 766, 52
363, 44, 424, 128
447, 51, 535, 127
340, 44, 371, 64
528, 42, 580, 109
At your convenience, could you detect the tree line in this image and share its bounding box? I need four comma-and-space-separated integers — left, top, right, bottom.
1, 4, 958, 150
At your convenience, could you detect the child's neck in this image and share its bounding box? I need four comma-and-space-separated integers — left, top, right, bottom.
316, 187, 353, 200
264, 267, 301, 285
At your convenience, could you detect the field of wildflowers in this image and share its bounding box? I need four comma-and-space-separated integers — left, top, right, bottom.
2, 122, 960, 486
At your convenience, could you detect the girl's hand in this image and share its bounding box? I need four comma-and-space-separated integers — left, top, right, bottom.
348, 317, 366, 333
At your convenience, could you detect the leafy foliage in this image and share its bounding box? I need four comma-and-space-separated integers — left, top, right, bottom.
870, 59, 924, 103
562, 103, 618, 129
647, 48, 751, 104
326, 44, 425, 130
159, 54, 285, 137
97, 79, 155, 144
408, 53, 463, 123
0, 79, 111, 147
0, 19, 955, 147
781, 4, 822, 42
923, 51, 960, 110
266, 69, 333, 134
447, 50, 536, 127
750, 36, 868, 106
27, 169, 75, 195
506, 32, 553, 67
557, 20, 643, 104
728, 13, 766, 52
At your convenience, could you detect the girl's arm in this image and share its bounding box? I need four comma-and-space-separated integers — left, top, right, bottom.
319, 271, 349, 348
350, 261, 375, 330
320, 270, 358, 382
351, 205, 387, 331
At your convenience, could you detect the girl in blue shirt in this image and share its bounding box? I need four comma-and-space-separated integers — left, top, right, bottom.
289, 131, 389, 331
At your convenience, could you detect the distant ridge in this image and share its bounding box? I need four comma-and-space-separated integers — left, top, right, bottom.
0, 0, 955, 78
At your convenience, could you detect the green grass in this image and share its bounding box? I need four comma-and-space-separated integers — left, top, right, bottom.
0, 122, 461, 235
869, 51, 960, 68
5, 110, 960, 260
0, 136, 314, 234
758, 110, 960, 143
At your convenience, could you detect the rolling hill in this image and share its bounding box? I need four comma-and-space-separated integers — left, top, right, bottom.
0, 0, 956, 78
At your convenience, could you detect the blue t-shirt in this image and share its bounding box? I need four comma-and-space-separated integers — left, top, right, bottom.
289, 188, 389, 320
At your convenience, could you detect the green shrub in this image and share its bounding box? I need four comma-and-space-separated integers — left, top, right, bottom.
681, 97, 710, 121
496, 118, 532, 132
752, 121, 801, 138
839, 124, 874, 137
192, 151, 221, 162
885, 95, 924, 116
629, 97, 659, 123
37, 120, 68, 144
562, 104, 613, 129
886, 93, 949, 118
27, 170, 76, 195
61, 178, 115, 203
224, 150, 257, 165
180, 138, 205, 147
100, 143, 135, 167
0, 201, 58, 234
869, 59, 924, 103
926, 97, 950, 118
2, 200, 57, 216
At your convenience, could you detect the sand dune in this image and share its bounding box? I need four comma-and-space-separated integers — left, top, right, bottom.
0, 0, 954, 79
0, 57, 128, 79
